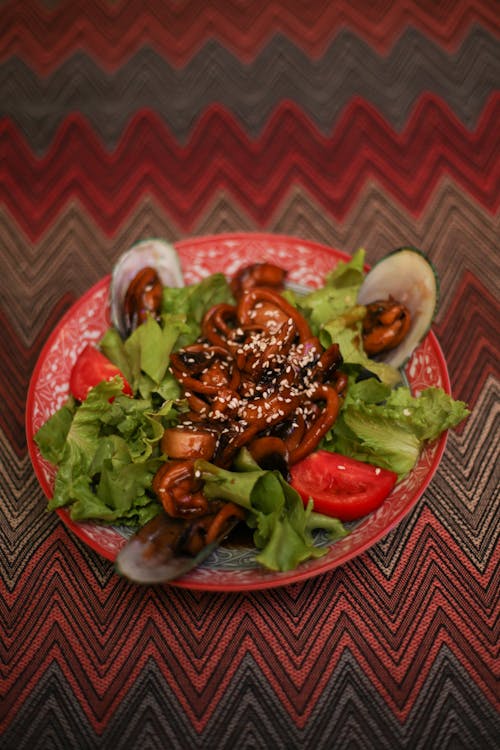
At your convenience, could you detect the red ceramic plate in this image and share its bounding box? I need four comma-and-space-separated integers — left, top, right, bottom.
26, 233, 450, 591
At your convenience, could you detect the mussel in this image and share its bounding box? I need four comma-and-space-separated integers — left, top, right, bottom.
357, 247, 439, 369
115, 508, 242, 585
110, 238, 184, 337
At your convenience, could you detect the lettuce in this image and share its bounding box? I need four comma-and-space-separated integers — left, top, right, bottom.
196, 451, 347, 572
100, 316, 184, 401
161, 272, 234, 348
34, 273, 233, 528
296, 248, 366, 332
35, 378, 177, 526
324, 377, 470, 477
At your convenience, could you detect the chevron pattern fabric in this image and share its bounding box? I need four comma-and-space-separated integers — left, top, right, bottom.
1, 2, 499, 748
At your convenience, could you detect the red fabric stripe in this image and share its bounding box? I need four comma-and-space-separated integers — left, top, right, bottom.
1, 96, 498, 241
2, 0, 497, 71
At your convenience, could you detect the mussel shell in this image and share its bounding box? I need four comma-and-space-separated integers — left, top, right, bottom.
110, 238, 184, 337
357, 246, 439, 369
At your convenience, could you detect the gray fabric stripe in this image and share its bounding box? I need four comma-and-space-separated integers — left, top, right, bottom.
2, 26, 498, 154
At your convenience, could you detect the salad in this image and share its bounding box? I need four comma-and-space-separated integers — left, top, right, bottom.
34, 241, 469, 576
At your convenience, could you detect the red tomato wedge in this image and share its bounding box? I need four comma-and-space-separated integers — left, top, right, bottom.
69, 345, 133, 401
290, 451, 398, 521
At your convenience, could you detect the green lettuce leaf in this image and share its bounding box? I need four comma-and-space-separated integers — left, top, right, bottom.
161, 272, 234, 348
33, 397, 77, 465
196, 451, 347, 572
100, 316, 184, 400
377, 387, 471, 442
324, 377, 470, 477
34, 378, 176, 526
297, 248, 366, 333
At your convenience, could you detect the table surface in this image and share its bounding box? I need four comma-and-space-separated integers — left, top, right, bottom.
1, 2, 499, 748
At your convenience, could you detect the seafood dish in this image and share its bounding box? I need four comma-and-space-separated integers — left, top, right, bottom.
33, 239, 468, 584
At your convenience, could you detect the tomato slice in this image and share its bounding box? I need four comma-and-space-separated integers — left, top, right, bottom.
290, 451, 397, 521
70, 345, 133, 401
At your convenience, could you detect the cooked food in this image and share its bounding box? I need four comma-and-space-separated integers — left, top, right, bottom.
34, 242, 469, 582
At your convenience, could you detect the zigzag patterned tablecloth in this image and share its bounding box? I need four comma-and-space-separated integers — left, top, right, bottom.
1, 3, 498, 748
